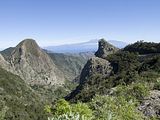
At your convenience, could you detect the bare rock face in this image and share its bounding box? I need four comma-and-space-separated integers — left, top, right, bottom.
95, 39, 119, 58
139, 90, 160, 118
9, 39, 65, 85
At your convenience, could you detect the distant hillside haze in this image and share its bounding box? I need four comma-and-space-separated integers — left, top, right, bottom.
44, 39, 128, 53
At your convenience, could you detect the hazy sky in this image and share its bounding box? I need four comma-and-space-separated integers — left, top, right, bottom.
0, 0, 160, 49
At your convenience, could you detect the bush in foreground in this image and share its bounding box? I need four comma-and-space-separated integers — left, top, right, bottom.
90, 95, 145, 120
46, 99, 93, 120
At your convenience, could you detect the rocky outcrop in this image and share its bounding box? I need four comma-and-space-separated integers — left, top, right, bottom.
139, 90, 160, 118
95, 39, 119, 58
79, 39, 117, 84
9, 39, 65, 85
80, 57, 112, 84
65, 57, 113, 102
65, 39, 115, 102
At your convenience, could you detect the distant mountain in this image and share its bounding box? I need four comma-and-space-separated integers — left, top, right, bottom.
108, 40, 128, 48
44, 39, 128, 53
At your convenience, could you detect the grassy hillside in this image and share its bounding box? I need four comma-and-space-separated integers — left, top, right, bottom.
0, 67, 48, 120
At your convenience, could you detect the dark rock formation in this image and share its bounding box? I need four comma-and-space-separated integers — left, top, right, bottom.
80, 57, 112, 84
95, 39, 119, 58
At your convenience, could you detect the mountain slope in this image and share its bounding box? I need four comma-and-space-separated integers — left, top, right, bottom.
0, 67, 47, 120
48, 52, 92, 81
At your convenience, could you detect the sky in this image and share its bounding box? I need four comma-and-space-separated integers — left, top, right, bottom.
0, 0, 160, 49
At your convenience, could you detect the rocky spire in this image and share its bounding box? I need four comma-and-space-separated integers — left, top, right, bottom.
95, 39, 119, 58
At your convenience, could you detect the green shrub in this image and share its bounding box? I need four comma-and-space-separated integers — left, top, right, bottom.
0, 106, 8, 120
47, 99, 93, 120
48, 112, 89, 120
153, 78, 160, 90
123, 41, 160, 54
44, 105, 52, 114
115, 83, 149, 101
72, 103, 93, 119
54, 99, 71, 115
89, 95, 144, 120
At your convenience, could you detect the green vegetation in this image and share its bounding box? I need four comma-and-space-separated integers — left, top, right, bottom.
67, 51, 160, 102
0, 67, 48, 120
46, 95, 145, 120
114, 83, 150, 101
48, 52, 89, 81
64, 41, 160, 119
31, 80, 77, 102
1, 41, 160, 119
153, 78, 160, 90
90, 95, 145, 120
46, 99, 93, 120
123, 40, 160, 54
0, 100, 8, 120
